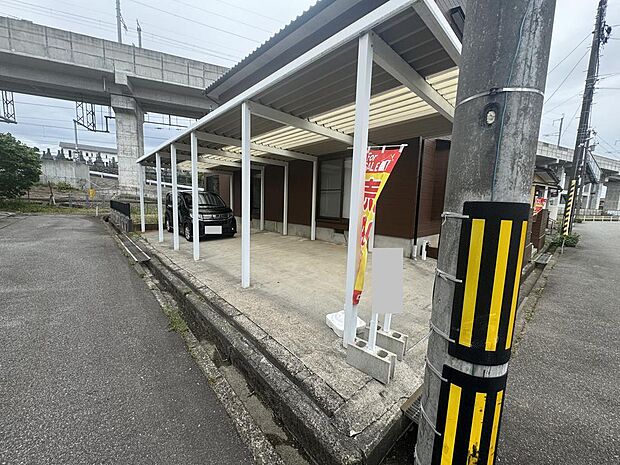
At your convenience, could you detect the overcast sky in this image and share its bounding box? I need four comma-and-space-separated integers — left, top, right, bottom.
0, 0, 618, 160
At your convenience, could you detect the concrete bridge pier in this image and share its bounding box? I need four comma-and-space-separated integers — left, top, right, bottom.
605, 180, 620, 211
112, 94, 145, 197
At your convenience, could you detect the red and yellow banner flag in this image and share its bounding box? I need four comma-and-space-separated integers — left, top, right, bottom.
352, 146, 404, 305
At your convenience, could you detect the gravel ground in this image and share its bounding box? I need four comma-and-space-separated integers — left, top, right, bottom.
498, 222, 620, 464
0, 214, 252, 465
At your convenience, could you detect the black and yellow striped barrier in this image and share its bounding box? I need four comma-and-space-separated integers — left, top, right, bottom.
431, 366, 507, 465
561, 179, 576, 236
449, 202, 530, 365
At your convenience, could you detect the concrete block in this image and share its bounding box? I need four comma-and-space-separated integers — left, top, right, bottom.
346, 338, 397, 385
361, 327, 408, 361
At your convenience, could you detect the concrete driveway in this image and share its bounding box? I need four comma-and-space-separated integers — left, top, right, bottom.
498, 222, 620, 464
0, 214, 252, 464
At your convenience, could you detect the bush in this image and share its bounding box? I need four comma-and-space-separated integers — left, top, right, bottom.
551, 233, 580, 248
55, 181, 74, 192
0, 133, 41, 198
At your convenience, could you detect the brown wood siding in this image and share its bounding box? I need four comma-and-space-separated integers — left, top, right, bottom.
264, 165, 284, 222
288, 160, 313, 226
417, 139, 450, 238
218, 175, 231, 207
374, 139, 420, 238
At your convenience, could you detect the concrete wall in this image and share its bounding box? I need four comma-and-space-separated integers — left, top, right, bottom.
40, 159, 90, 188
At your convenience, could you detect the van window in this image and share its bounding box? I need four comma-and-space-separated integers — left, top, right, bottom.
181, 192, 225, 207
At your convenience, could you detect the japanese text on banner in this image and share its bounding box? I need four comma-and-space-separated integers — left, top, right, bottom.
352, 146, 404, 305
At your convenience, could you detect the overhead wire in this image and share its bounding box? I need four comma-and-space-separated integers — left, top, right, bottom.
126, 0, 262, 43
544, 50, 589, 104
547, 32, 591, 75
0, 0, 249, 63
210, 0, 286, 25
172, 0, 274, 34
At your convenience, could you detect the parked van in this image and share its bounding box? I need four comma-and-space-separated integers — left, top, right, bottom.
165, 191, 236, 241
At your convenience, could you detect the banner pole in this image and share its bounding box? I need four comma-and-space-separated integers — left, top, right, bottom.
383, 313, 392, 332
367, 311, 379, 352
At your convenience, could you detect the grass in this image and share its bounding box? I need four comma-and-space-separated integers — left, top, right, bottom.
0, 198, 109, 216
161, 303, 189, 333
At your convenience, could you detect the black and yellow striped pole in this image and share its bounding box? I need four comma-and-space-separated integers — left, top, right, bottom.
561, 179, 577, 236
414, 1, 556, 464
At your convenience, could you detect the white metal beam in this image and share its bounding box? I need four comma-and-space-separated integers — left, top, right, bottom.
260, 166, 265, 231
311, 160, 317, 241
194, 131, 317, 162
155, 152, 164, 242
343, 33, 373, 347
137, 0, 416, 165
370, 31, 454, 122
138, 165, 145, 233
171, 144, 180, 251
191, 132, 200, 261
229, 172, 234, 209
241, 102, 251, 289
412, 0, 462, 66
198, 147, 287, 167
283, 163, 288, 236
247, 101, 354, 145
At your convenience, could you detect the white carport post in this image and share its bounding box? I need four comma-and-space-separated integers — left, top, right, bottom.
229, 173, 234, 208
171, 144, 180, 251
343, 33, 373, 347
191, 132, 200, 261
260, 166, 265, 231
155, 153, 164, 242
283, 163, 289, 235
241, 101, 251, 288
311, 159, 317, 240
138, 166, 146, 233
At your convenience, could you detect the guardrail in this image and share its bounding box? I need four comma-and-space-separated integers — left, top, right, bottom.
110, 200, 131, 218
577, 215, 620, 222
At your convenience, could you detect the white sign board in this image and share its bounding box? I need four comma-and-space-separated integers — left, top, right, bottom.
372, 248, 403, 314
205, 225, 222, 234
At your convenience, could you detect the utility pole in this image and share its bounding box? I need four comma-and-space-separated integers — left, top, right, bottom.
415, 1, 555, 465
136, 19, 142, 48
554, 113, 564, 147
562, 0, 610, 234
116, 0, 123, 44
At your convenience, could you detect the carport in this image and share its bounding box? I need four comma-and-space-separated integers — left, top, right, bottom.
136, 0, 461, 347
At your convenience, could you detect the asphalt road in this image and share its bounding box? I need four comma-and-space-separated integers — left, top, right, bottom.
498, 222, 620, 464
0, 214, 252, 465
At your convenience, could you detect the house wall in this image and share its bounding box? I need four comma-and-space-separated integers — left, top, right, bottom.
219, 138, 451, 256
374, 138, 420, 238
417, 139, 450, 238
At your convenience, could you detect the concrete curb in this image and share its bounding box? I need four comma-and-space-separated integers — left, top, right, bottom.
144, 253, 364, 465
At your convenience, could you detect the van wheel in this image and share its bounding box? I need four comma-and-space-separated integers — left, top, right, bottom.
184, 223, 193, 241
166, 216, 173, 232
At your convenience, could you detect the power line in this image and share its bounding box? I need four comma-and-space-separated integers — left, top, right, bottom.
561, 104, 582, 139
126, 0, 262, 43
547, 32, 591, 74
544, 50, 589, 104
173, 0, 274, 34
544, 92, 581, 115
210, 0, 286, 25
1, 0, 246, 63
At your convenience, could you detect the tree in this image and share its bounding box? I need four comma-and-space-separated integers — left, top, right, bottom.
0, 133, 41, 199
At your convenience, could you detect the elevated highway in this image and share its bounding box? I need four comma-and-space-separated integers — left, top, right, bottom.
0, 17, 227, 193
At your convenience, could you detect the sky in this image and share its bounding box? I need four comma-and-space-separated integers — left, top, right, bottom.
0, 0, 619, 160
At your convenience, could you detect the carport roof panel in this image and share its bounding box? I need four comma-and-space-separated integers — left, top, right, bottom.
140, 0, 460, 163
